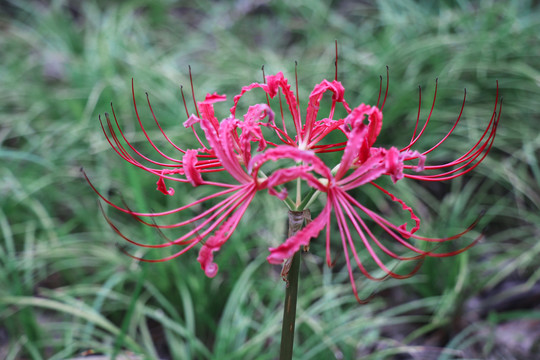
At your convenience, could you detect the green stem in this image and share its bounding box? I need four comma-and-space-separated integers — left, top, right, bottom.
279, 210, 305, 360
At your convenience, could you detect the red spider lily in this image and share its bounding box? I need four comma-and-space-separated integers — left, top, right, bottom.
86, 82, 281, 276
87, 54, 500, 300
86, 58, 370, 277
261, 81, 501, 302
86, 73, 350, 276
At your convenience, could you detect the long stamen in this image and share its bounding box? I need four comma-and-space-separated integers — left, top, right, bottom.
278, 88, 286, 134
189, 65, 200, 118
334, 39, 338, 81
402, 78, 439, 151
82, 168, 237, 218
125, 186, 249, 231
105, 108, 160, 167
100, 113, 130, 162
181, 78, 207, 149
146, 92, 186, 154
262, 65, 270, 106
180, 85, 189, 118
404, 82, 501, 180
295, 60, 301, 122
410, 85, 422, 144
333, 198, 382, 281
406, 107, 500, 181
380, 66, 389, 110
338, 191, 424, 274
111, 99, 181, 167
376, 75, 383, 109
131, 80, 184, 163
420, 84, 464, 157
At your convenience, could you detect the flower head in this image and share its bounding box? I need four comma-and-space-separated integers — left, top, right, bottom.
264, 78, 501, 302
86, 76, 274, 277
87, 52, 501, 300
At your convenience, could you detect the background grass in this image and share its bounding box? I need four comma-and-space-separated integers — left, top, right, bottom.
1, 0, 539, 359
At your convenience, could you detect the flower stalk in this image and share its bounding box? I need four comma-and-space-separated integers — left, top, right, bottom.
279, 210, 308, 360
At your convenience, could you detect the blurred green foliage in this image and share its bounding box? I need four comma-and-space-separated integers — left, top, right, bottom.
1, 0, 539, 358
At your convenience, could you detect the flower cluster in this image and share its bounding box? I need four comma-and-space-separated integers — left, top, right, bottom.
86, 62, 501, 301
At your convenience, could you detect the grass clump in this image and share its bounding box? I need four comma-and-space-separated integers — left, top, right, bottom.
1, 0, 539, 358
